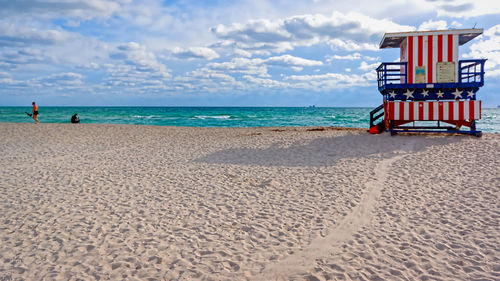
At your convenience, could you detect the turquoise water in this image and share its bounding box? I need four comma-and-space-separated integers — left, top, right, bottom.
1, 107, 499, 132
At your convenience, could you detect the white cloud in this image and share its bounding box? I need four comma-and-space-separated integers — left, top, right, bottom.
463, 24, 500, 77
205, 54, 321, 77
0, 22, 70, 47
176, 68, 235, 82
211, 19, 290, 44
243, 75, 289, 88
327, 39, 378, 51
427, 0, 500, 18
211, 11, 413, 54
0, 48, 49, 67
110, 42, 170, 74
487, 68, 500, 78
78, 62, 100, 70
171, 47, 220, 60
207, 58, 269, 77
233, 49, 252, 58
102, 42, 173, 91
418, 20, 448, 31
33, 72, 84, 87
359, 61, 380, 71
285, 72, 372, 90
104, 63, 171, 87
326, 53, 379, 64
0, 0, 129, 20
0, 61, 16, 70
326, 53, 362, 61
265, 54, 323, 70
0, 77, 22, 85
172, 68, 243, 93
364, 56, 380, 61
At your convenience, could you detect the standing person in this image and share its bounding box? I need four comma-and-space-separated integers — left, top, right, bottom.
32, 102, 39, 124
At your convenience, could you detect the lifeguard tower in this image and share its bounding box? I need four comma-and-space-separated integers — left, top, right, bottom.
369, 29, 486, 136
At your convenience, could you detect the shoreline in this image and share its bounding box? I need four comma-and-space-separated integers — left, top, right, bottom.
3, 122, 498, 136
0, 121, 367, 129
0, 121, 371, 133
1, 123, 498, 280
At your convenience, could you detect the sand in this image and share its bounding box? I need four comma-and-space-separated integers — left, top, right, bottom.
0, 123, 498, 280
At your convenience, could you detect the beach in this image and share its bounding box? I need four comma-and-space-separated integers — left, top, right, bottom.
0, 123, 498, 280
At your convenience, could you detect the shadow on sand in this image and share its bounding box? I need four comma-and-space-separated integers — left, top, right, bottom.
196, 133, 463, 167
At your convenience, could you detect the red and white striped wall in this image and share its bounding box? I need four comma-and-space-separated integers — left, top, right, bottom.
400, 33, 459, 84
386, 101, 481, 121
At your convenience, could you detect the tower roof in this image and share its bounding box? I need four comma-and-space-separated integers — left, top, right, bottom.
379, 28, 483, 49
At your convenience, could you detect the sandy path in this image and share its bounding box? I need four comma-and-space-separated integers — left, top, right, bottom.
260, 151, 409, 280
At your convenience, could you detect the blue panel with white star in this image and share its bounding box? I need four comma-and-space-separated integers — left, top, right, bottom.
384, 88, 478, 101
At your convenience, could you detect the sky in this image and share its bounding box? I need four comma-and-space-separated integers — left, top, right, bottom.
0, 0, 499, 107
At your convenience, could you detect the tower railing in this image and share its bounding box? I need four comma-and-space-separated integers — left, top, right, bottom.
459, 59, 486, 85
376, 62, 407, 90
369, 104, 384, 128
376, 59, 486, 92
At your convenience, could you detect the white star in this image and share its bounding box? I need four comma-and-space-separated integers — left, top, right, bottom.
452, 88, 463, 99
436, 91, 444, 98
403, 89, 414, 99
388, 91, 397, 98
421, 89, 429, 98
467, 90, 475, 98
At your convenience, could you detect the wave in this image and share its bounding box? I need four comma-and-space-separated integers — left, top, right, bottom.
131, 115, 166, 119
194, 115, 231, 120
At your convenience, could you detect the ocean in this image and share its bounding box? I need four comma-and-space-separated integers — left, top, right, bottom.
1, 106, 499, 133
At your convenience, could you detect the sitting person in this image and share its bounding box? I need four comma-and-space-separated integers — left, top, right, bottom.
71, 113, 80, 123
